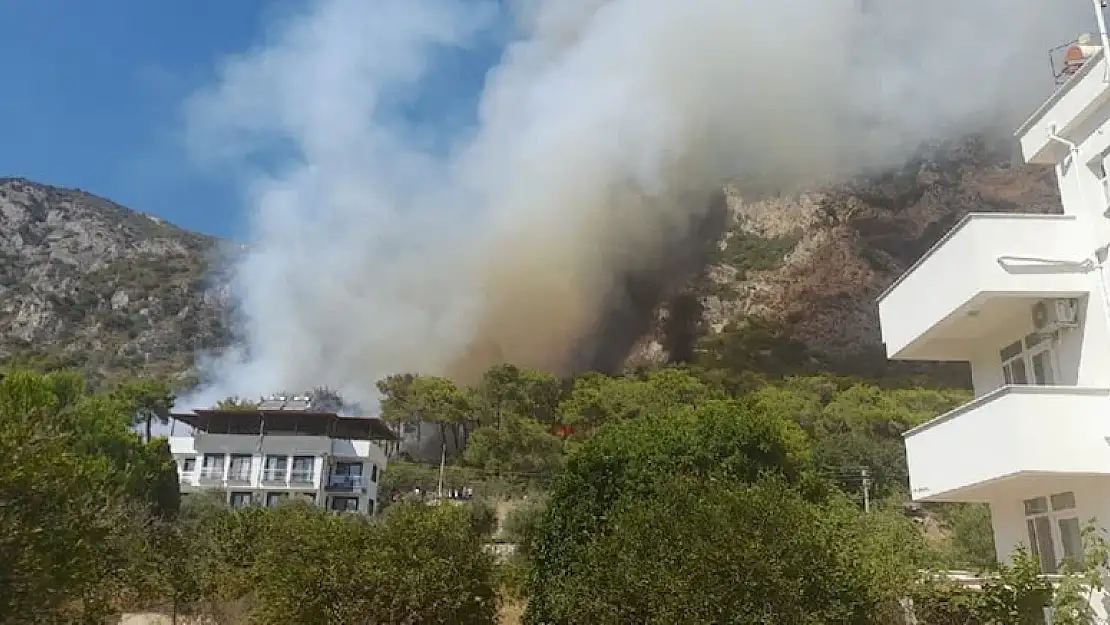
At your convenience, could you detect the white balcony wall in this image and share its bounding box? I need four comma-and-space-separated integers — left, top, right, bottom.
1018, 49, 1110, 165
904, 386, 1110, 502
878, 213, 1089, 361
191, 432, 334, 457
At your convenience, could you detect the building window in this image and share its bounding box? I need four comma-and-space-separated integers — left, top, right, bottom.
200, 454, 225, 480
329, 462, 363, 488
263, 455, 288, 483
371, 464, 378, 483
266, 492, 289, 508
229, 492, 254, 509
290, 456, 315, 484
228, 454, 253, 483
181, 457, 196, 475
1001, 334, 1056, 386
1024, 491, 1082, 573
329, 496, 359, 512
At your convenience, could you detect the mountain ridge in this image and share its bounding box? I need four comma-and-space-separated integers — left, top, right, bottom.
0, 177, 233, 384
0, 137, 1059, 388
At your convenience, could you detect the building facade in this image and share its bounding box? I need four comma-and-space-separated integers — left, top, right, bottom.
169, 401, 396, 516
878, 20, 1110, 577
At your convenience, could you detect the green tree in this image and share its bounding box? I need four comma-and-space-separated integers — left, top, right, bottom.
751, 378, 968, 497
0, 370, 179, 621
408, 375, 477, 455
377, 373, 416, 420
558, 367, 723, 431
465, 415, 564, 475
696, 316, 813, 385
474, 364, 564, 428
112, 377, 174, 443
527, 398, 815, 618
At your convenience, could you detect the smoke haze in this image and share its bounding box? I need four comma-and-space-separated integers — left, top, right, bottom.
180, 0, 1094, 408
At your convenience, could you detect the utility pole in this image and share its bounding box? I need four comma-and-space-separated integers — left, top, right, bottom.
861, 467, 872, 514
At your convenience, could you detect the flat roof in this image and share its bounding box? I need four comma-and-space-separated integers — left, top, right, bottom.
170, 409, 397, 441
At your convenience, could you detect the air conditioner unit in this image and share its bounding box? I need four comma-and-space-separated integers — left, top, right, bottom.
1031, 298, 1080, 333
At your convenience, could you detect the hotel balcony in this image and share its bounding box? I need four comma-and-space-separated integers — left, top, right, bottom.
904, 386, 1110, 502
877, 213, 1089, 361
325, 475, 366, 492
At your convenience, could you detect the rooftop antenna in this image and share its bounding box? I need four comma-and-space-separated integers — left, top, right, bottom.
1095, 0, 1110, 82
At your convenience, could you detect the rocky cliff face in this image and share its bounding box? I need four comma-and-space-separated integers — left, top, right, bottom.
0, 136, 1063, 387
635, 136, 1062, 382
0, 178, 232, 384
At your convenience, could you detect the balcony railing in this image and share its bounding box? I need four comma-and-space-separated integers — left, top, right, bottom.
326, 475, 365, 491
261, 469, 287, 484
198, 469, 224, 484
289, 471, 314, 485
226, 470, 252, 484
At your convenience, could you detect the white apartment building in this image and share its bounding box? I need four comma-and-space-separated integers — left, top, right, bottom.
169, 396, 396, 516
878, 9, 1110, 577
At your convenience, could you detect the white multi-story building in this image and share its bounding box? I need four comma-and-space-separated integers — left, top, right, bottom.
878, 7, 1110, 575
169, 396, 396, 516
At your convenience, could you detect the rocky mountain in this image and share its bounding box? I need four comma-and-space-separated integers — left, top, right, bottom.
0, 136, 1061, 388
0, 178, 232, 385
636, 135, 1061, 385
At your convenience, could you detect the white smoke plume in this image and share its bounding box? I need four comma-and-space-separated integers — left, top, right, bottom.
179, 0, 1094, 409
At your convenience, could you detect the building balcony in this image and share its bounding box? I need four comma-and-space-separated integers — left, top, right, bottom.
197, 470, 224, 485
261, 469, 288, 485
877, 213, 1089, 361
904, 386, 1110, 502
226, 471, 252, 486
325, 475, 366, 491
288, 471, 315, 486
1017, 47, 1110, 165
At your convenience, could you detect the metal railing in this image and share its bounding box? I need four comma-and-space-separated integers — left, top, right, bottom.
226, 470, 252, 483
325, 475, 365, 490
261, 469, 287, 483
289, 471, 314, 484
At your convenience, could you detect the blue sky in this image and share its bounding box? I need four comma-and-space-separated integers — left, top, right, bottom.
0, 0, 499, 239
0, 0, 277, 237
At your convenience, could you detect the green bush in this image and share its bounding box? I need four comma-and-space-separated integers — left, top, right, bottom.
527, 475, 924, 624
526, 398, 826, 622
165, 502, 499, 624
